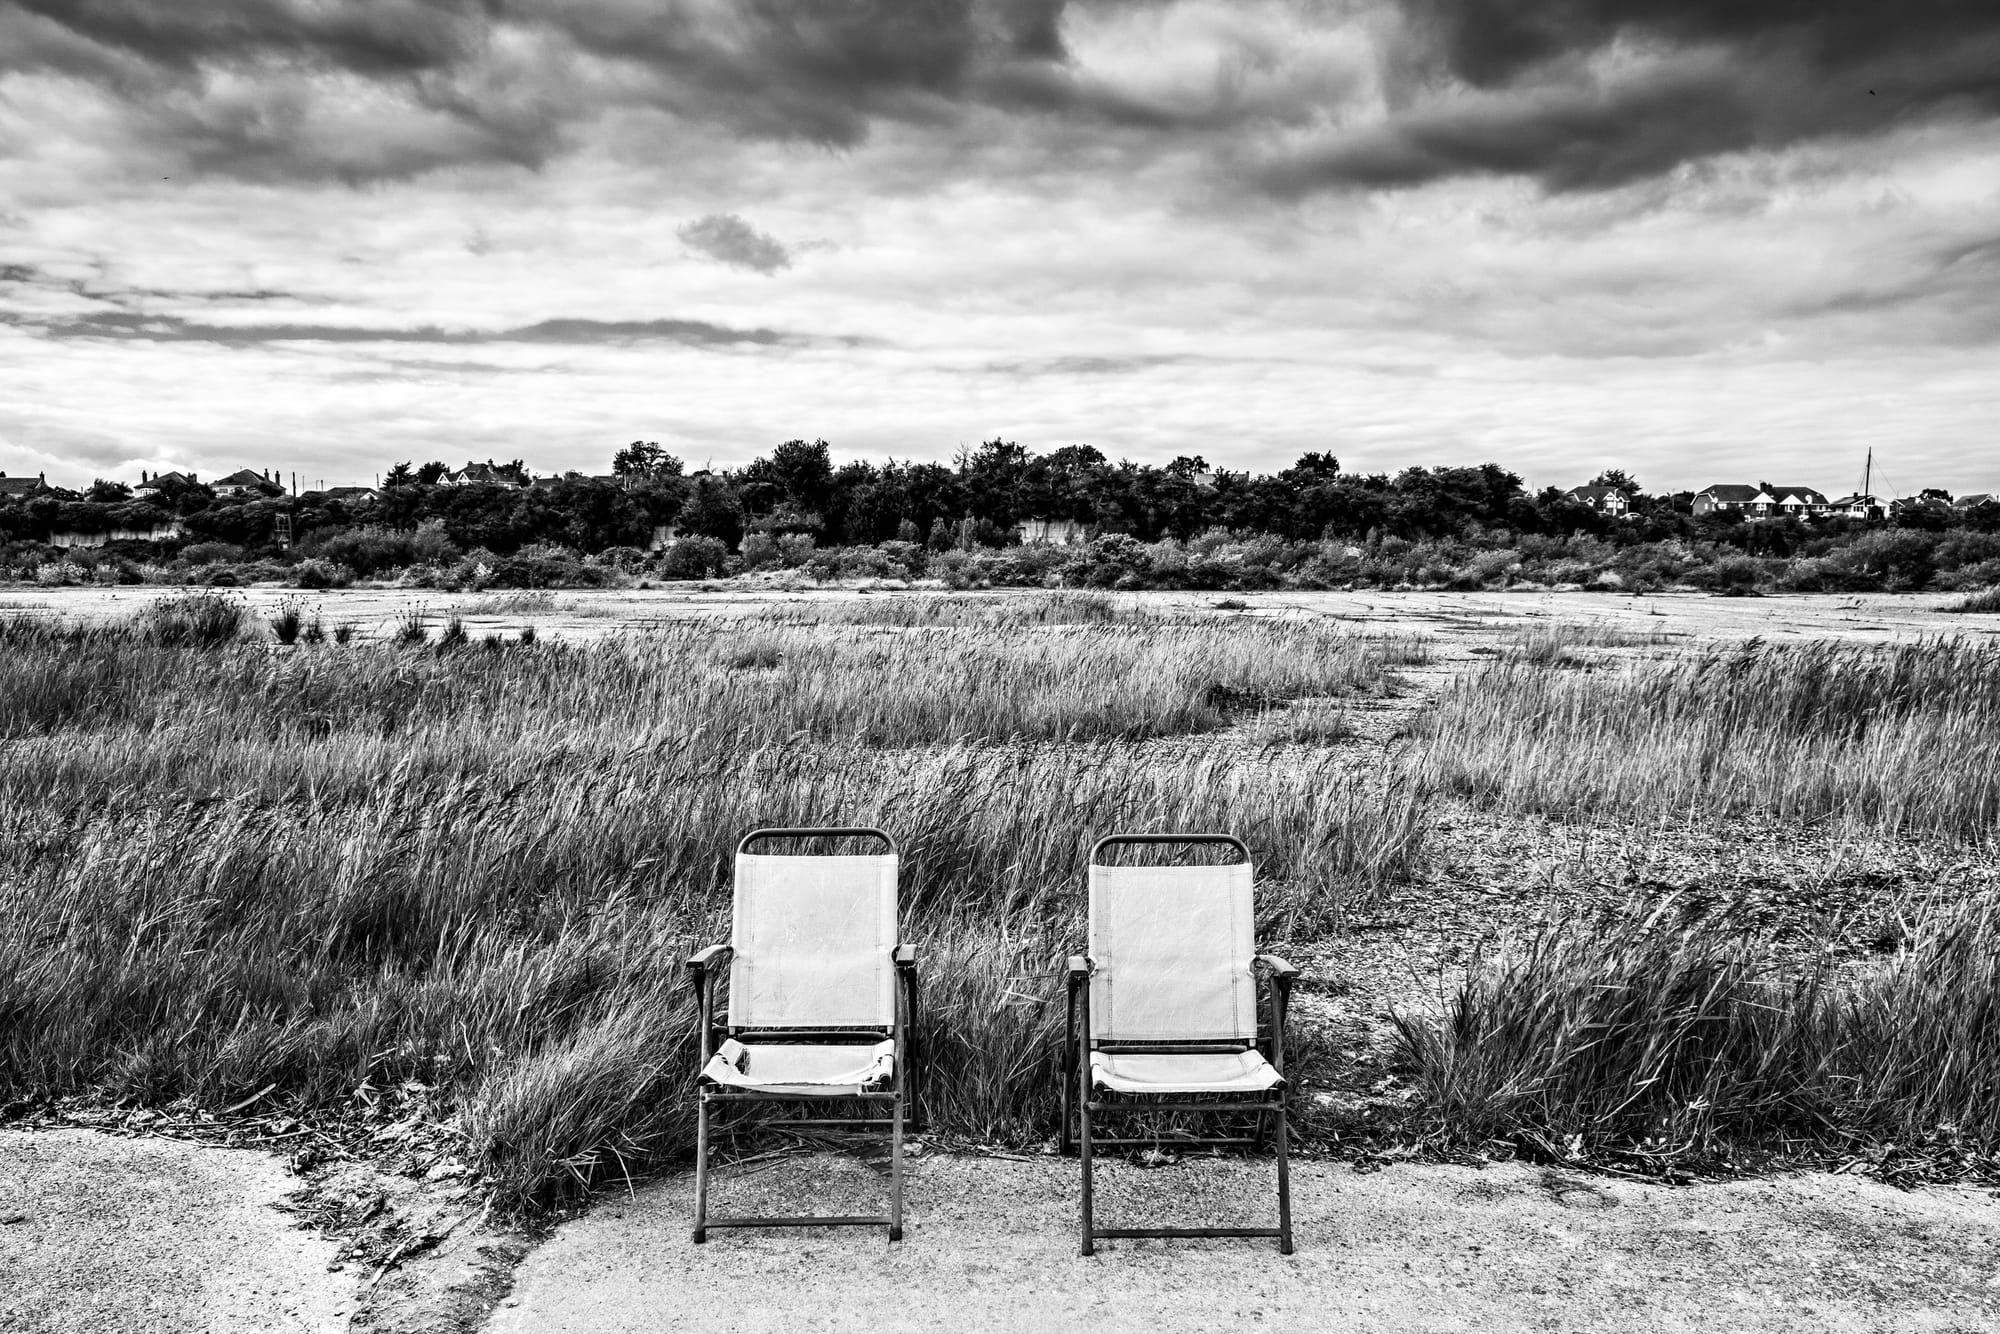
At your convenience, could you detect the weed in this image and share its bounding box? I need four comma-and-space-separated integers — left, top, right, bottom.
133, 593, 246, 648
270, 598, 306, 646
438, 617, 469, 651
394, 607, 428, 647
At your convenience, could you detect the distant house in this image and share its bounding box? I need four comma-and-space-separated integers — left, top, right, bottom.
323, 486, 379, 507
1768, 486, 1831, 519
1955, 493, 1996, 510
444, 462, 527, 488
134, 469, 196, 498
1692, 484, 1767, 517
0, 471, 51, 499
1828, 493, 1883, 520
1564, 485, 1631, 517
212, 468, 284, 499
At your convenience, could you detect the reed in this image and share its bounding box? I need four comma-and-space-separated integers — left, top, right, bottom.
1395, 895, 2000, 1171
1414, 638, 2000, 844
0, 600, 1422, 1207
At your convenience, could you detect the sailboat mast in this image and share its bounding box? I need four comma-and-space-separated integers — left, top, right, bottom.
1862, 447, 1871, 501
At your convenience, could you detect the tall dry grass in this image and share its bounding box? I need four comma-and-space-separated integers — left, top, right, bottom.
0, 601, 1423, 1207
1395, 895, 2000, 1171
1414, 638, 2000, 844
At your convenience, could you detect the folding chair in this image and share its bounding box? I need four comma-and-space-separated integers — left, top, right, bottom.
686, 827, 917, 1243
1064, 833, 1299, 1255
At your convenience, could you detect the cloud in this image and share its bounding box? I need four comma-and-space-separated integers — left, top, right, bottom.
0, 309, 861, 349
1255, 0, 2000, 193
677, 213, 792, 273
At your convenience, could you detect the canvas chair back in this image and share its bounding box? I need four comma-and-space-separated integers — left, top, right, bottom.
1088, 838, 1257, 1043
728, 835, 898, 1030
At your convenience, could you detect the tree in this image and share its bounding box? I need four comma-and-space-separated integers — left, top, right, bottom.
676, 474, 745, 547
1165, 455, 1208, 479
415, 461, 449, 485
1590, 469, 1642, 497
86, 479, 131, 503
383, 462, 416, 488
613, 440, 684, 480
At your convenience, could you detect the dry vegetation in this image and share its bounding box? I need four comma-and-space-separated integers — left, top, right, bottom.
4, 592, 1997, 1208
0, 594, 1422, 1209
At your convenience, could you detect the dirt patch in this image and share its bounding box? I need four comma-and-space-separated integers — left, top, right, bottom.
488, 1150, 2000, 1333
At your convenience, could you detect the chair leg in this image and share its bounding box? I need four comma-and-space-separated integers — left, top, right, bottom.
692, 1093, 711, 1244
1079, 1085, 1095, 1256
1274, 1102, 1294, 1256
1059, 1055, 1075, 1157
889, 1083, 906, 1243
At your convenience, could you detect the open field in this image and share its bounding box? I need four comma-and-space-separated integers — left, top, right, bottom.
4, 583, 1996, 645
2, 586, 1997, 1237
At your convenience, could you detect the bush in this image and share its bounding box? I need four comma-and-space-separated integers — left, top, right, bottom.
739, 532, 782, 572
134, 593, 247, 648
776, 533, 816, 568
659, 536, 728, 581
180, 542, 244, 565
593, 546, 648, 573
293, 558, 352, 590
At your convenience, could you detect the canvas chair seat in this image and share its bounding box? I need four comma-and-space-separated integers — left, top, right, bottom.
701, 1038, 896, 1095
1089, 1049, 1282, 1095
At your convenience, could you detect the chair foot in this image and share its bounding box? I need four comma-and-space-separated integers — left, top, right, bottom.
692, 1229, 706, 1245
888, 1225, 903, 1243
1081, 1238, 1094, 1257
1280, 1236, 1294, 1256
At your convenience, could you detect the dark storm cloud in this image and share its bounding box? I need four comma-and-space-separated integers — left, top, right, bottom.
8, 0, 2000, 191
0, 309, 862, 349
1262, 0, 2000, 192
677, 214, 792, 273
8, 0, 486, 75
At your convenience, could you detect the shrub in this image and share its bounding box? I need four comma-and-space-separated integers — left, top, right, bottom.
660, 536, 728, 581
739, 532, 782, 572
180, 542, 244, 566
395, 608, 429, 646
293, 558, 352, 590
776, 533, 816, 568
593, 546, 648, 573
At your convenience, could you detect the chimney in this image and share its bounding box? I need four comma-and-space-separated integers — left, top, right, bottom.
142, 469, 148, 483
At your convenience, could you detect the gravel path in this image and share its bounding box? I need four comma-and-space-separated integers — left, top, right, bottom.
488, 1151, 2000, 1333
0, 1129, 356, 1334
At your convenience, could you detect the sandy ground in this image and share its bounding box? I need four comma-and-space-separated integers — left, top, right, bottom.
2, 584, 1994, 645
0, 1129, 356, 1334
488, 1150, 2000, 1333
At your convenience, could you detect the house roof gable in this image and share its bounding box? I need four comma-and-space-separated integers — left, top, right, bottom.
1698, 484, 1763, 502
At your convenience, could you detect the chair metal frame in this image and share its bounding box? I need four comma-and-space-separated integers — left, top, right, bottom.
686, 827, 919, 1243
1064, 833, 1299, 1255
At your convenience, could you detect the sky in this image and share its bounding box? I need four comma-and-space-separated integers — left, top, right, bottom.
2, 0, 1996, 498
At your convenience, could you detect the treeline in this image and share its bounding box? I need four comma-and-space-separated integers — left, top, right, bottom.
4, 439, 1998, 594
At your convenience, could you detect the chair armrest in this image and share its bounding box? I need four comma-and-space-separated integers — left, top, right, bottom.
1253, 953, 1299, 979
893, 943, 917, 968
1066, 955, 1093, 988
686, 943, 733, 972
